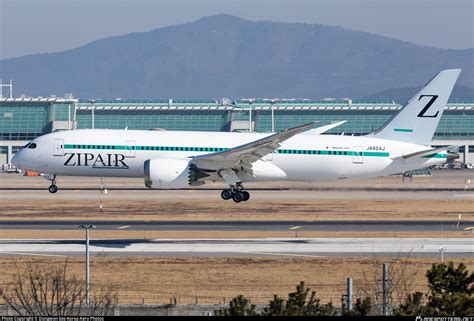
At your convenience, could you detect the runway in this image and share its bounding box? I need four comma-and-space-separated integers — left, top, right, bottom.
2, 171, 473, 201
1, 173, 472, 259
0, 220, 468, 232
1, 188, 473, 201
0, 238, 471, 258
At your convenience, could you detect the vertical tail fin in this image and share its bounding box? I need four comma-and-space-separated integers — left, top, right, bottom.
372, 69, 461, 146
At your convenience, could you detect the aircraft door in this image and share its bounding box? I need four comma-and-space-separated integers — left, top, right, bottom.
53, 139, 64, 156
125, 140, 136, 158
352, 146, 364, 164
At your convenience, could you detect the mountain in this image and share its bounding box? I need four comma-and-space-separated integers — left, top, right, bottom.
1, 14, 473, 99
358, 85, 474, 104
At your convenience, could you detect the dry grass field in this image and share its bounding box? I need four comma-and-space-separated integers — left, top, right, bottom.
1, 229, 472, 239
1, 199, 473, 222
1, 256, 472, 305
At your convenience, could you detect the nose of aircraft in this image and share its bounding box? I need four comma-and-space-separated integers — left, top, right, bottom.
11, 150, 21, 168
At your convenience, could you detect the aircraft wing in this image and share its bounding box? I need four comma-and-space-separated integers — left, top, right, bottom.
301, 120, 346, 135
192, 122, 316, 167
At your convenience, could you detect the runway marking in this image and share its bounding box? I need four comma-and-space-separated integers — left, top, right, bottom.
240, 251, 323, 258
117, 225, 131, 229
0, 251, 67, 257
453, 194, 474, 198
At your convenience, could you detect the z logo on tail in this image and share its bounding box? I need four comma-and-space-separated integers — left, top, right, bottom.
417, 95, 439, 118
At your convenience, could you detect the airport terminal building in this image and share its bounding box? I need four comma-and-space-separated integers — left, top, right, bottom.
1, 97, 473, 166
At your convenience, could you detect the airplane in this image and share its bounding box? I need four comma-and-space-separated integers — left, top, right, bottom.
12, 69, 461, 202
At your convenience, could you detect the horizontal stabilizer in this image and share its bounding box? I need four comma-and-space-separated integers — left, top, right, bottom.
302, 121, 347, 135
393, 145, 459, 160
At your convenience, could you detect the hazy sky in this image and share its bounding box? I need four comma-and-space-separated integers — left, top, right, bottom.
0, 0, 473, 60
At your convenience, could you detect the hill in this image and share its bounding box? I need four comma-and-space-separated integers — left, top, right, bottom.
358, 85, 474, 103
1, 14, 472, 99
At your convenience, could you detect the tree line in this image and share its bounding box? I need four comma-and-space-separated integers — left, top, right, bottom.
214, 262, 473, 316
0, 261, 472, 316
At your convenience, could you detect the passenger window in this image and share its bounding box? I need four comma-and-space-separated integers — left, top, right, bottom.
28, 143, 37, 149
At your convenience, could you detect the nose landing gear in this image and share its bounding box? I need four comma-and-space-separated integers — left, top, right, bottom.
48, 183, 58, 193
221, 183, 250, 203
46, 174, 58, 193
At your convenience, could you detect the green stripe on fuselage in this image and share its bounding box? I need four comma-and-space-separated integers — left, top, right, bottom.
363, 151, 390, 157
64, 144, 390, 157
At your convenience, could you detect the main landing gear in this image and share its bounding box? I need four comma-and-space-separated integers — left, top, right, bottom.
221, 183, 250, 203
218, 169, 249, 203
46, 174, 58, 193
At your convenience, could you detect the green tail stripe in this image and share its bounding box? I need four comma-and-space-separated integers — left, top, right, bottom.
423, 153, 448, 159
394, 128, 414, 133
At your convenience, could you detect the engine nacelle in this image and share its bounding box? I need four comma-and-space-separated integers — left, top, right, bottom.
251, 160, 287, 181
144, 158, 192, 189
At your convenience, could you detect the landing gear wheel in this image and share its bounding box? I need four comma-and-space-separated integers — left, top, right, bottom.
221, 189, 232, 200
48, 184, 58, 194
242, 191, 250, 201
232, 191, 244, 203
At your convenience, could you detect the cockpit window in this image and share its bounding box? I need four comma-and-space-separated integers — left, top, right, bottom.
23, 143, 31, 148
28, 143, 37, 149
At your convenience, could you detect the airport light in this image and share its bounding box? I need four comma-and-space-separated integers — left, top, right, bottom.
289, 226, 301, 237
90, 99, 95, 129
247, 99, 254, 132
79, 224, 96, 305
270, 99, 277, 132
99, 177, 106, 212
73, 101, 78, 130
456, 214, 462, 228
68, 103, 71, 130
0, 79, 13, 98
346, 277, 353, 311
438, 245, 446, 263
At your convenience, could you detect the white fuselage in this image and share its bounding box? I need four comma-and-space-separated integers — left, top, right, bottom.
13, 129, 447, 183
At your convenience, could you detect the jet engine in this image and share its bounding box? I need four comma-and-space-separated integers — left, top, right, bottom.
144, 158, 209, 189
